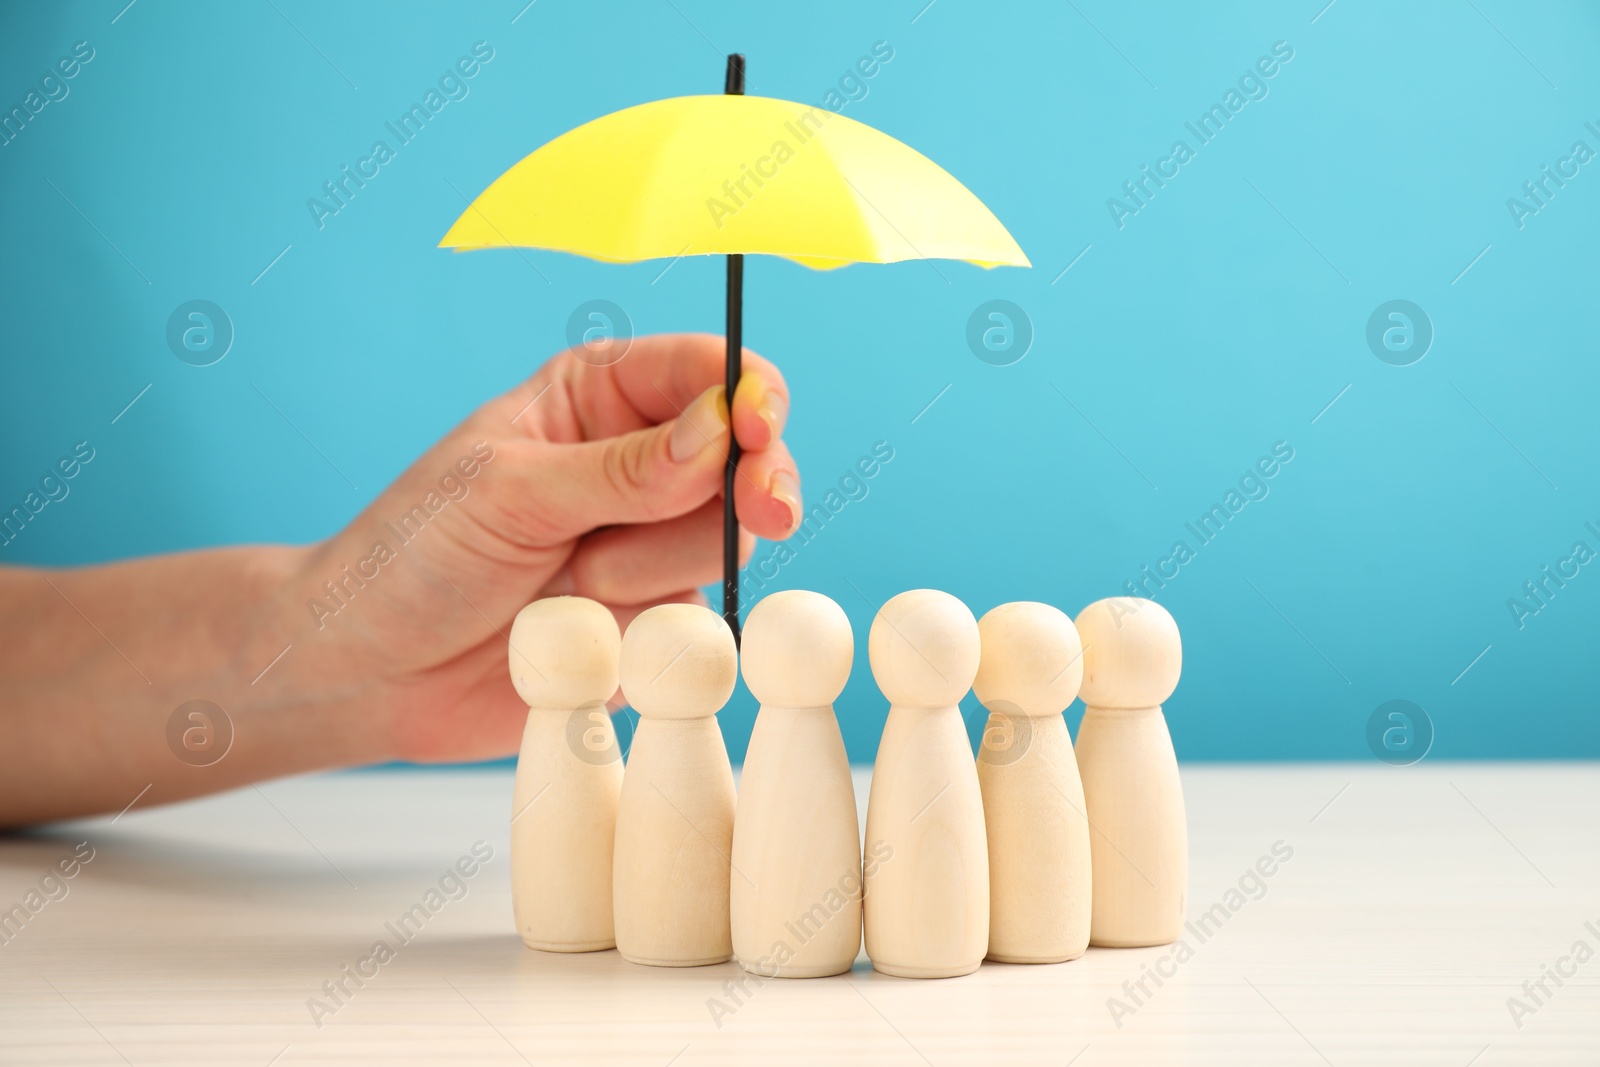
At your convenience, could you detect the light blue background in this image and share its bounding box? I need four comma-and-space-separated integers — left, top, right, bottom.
3, 0, 1597, 762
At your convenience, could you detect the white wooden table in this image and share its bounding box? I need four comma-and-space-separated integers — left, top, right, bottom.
1, 764, 1595, 1065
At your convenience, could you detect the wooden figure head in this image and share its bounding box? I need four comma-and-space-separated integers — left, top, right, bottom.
1075, 597, 1182, 710
868, 589, 980, 709
508, 596, 621, 709
973, 601, 1082, 718
740, 590, 854, 709
619, 603, 738, 719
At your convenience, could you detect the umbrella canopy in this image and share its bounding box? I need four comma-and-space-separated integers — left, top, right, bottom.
438, 94, 1029, 270
442, 59, 1028, 642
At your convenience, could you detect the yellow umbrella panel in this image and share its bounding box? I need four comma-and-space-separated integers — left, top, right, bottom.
442, 55, 1029, 637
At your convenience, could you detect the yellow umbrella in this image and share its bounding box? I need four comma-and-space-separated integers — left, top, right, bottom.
442, 56, 1029, 639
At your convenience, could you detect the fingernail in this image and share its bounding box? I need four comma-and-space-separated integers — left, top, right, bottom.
757, 388, 788, 441
769, 469, 801, 532
670, 386, 729, 463
544, 566, 577, 597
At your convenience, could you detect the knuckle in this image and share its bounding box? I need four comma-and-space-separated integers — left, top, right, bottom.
600, 436, 649, 503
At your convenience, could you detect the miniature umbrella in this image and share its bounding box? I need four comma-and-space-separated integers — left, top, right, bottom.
440, 55, 1028, 641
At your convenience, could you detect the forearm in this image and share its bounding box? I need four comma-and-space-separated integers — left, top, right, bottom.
0, 336, 802, 825
0, 545, 394, 827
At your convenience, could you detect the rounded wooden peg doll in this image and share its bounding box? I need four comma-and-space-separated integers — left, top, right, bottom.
613, 603, 738, 967
863, 589, 989, 979
507, 596, 623, 952
1072, 597, 1186, 948
973, 601, 1092, 964
732, 590, 862, 978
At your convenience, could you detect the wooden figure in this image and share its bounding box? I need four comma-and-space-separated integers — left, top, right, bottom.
1073, 597, 1186, 947
732, 590, 861, 978
613, 603, 738, 967
863, 589, 988, 979
973, 601, 1092, 964
507, 596, 623, 952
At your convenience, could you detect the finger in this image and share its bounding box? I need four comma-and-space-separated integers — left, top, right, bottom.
488, 334, 789, 457
486, 384, 730, 543
611, 333, 788, 429
605, 587, 711, 634
733, 436, 801, 540
731, 365, 787, 452
555, 498, 755, 606
478, 335, 790, 448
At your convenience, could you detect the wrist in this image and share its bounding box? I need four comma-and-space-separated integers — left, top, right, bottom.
237, 541, 402, 770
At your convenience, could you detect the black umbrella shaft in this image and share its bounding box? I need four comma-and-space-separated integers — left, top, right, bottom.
722, 53, 745, 645
723, 253, 743, 645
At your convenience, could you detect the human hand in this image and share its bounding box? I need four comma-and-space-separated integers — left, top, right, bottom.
264, 333, 800, 764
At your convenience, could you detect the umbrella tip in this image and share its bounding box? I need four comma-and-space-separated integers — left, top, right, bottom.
724, 54, 745, 96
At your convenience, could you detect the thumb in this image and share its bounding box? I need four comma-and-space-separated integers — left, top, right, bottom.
512, 385, 731, 541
